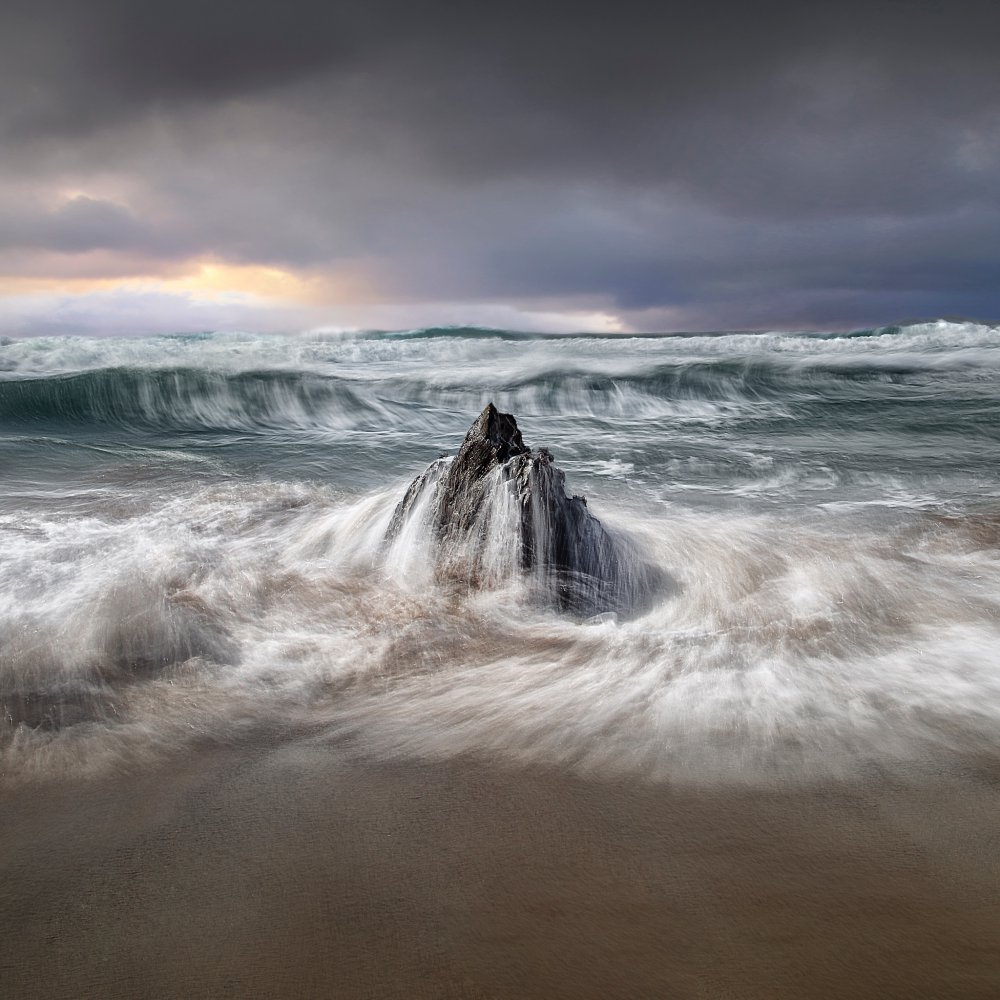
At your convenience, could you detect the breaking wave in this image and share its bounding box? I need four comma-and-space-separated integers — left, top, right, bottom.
2, 320, 997, 440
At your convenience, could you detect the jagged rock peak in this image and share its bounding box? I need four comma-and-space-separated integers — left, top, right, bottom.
456, 403, 528, 470
433, 404, 530, 536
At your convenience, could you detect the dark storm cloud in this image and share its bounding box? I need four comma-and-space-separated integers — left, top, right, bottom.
0, 196, 151, 253
1, 0, 998, 329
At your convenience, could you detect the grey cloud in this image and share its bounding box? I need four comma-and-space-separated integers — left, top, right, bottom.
38, 196, 146, 253
0, 194, 192, 258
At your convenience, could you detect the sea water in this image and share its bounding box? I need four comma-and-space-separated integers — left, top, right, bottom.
2, 321, 999, 785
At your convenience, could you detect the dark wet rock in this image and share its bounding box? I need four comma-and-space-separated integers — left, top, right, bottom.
435, 403, 528, 535
387, 403, 666, 616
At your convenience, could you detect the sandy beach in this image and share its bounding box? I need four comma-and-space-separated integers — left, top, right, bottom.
3, 738, 999, 1000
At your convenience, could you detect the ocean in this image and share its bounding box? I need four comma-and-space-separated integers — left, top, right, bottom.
2, 320, 999, 998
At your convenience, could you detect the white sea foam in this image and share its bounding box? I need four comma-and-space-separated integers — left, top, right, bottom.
2, 322, 999, 787
1, 319, 998, 380
2, 473, 999, 786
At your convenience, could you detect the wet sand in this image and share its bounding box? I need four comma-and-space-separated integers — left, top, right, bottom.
2, 741, 999, 999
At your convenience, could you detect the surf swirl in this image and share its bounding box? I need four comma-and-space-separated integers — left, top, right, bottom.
1, 319, 999, 786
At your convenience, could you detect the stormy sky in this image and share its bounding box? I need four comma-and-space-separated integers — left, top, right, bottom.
1, 0, 998, 334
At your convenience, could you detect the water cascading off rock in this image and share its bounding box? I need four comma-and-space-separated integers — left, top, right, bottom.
386, 403, 664, 616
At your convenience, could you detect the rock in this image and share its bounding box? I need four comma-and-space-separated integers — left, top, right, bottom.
435, 402, 528, 535
387, 403, 665, 616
